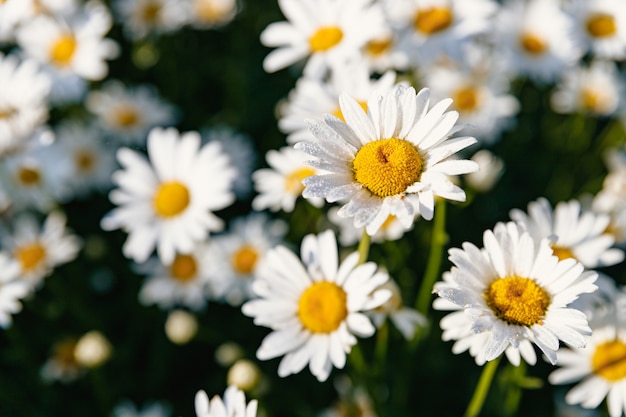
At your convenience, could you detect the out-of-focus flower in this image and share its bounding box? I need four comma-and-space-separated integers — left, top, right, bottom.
184, 0, 238, 30
40, 337, 84, 383
214, 342, 244, 367
328, 206, 415, 246
227, 359, 261, 392
0, 252, 31, 329
74, 330, 112, 368
318, 376, 377, 417
567, 0, 626, 61
195, 386, 257, 417
111, 400, 172, 417
111, 0, 188, 41
465, 149, 505, 193
164, 309, 199, 345
593, 146, 626, 247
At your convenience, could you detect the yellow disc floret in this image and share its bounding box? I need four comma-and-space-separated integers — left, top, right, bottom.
592, 339, 626, 382
298, 281, 348, 333
16, 167, 41, 186
586, 13, 617, 38
453, 86, 480, 112
414, 7, 453, 35
285, 167, 316, 194
520, 33, 547, 55
551, 245, 577, 262
170, 254, 197, 282
309, 26, 343, 52
153, 181, 190, 218
50, 34, 77, 66
485, 276, 551, 327
353, 138, 423, 198
232, 245, 259, 275
16, 243, 46, 271
333, 100, 368, 122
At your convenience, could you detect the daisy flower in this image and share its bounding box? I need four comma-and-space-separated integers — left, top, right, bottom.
86, 80, 179, 146
359, 26, 409, 75
184, 0, 239, 30
0, 53, 51, 156
260, 0, 386, 78
251, 146, 324, 213
509, 197, 625, 269
551, 60, 624, 117
40, 337, 85, 383
0, 252, 31, 329
433, 221, 598, 365
2, 210, 81, 290
328, 206, 415, 246
100, 127, 236, 265
492, 0, 583, 84
241, 229, 391, 382
195, 385, 257, 417
567, 0, 626, 61
296, 83, 478, 236
465, 149, 505, 193
135, 242, 214, 312
205, 212, 287, 306
112, 0, 188, 41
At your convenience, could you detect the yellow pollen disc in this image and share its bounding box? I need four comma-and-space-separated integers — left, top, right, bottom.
0, 107, 15, 119
592, 340, 626, 381
298, 281, 348, 333
153, 181, 190, 218
586, 13, 617, 38
551, 245, 576, 262
285, 167, 316, 194
485, 276, 551, 327
75, 151, 95, 173
141, 2, 161, 22
309, 26, 343, 52
231, 245, 259, 275
16, 167, 41, 186
414, 7, 453, 35
170, 254, 197, 282
114, 105, 141, 128
16, 243, 46, 271
50, 34, 77, 66
353, 138, 423, 198
365, 37, 393, 56
453, 86, 480, 112
581, 88, 606, 113
194, 0, 231, 22
520, 33, 547, 55
332, 100, 368, 122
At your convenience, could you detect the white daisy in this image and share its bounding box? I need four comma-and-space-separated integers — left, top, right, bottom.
551, 60, 624, 117
328, 206, 414, 246
260, 0, 386, 78
359, 25, 409, 75
86, 80, 179, 146
112, 0, 188, 41
0, 252, 31, 329
40, 337, 85, 383
0, 53, 51, 156
100, 127, 236, 265
567, 0, 626, 61
135, 242, 214, 312
296, 83, 478, 236
195, 385, 257, 417
205, 212, 287, 306
509, 197, 625, 269
2, 210, 81, 290
465, 149, 505, 193
184, 0, 238, 30
241, 229, 391, 382
492, 0, 584, 84
251, 146, 324, 213
433, 221, 598, 365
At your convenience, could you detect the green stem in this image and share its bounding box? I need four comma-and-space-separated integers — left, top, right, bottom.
374, 320, 389, 374
464, 356, 502, 417
357, 230, 371, 265
415, 199, 448, 315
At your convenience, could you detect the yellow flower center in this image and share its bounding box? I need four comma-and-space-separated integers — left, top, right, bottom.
16, 243, 46, 271
50, 34, 77, 66
153, 181, 190, 218
365, 37, 393, 57
75, 150, 95, 173
485, 276, 551, 327
0, 107, 16, 119
592, 340, 626, 382
453, 86, 480, 112
333, 100, 368, 122
231, 245, 259, 275
141, 1, 162, 22
194, 0, 232, 23
520, 33, 546, 55
586, 13, 617, 38
309, 26, 343, 52
298, 281, 348, 333
580, 87, 608, 114
170, 254, 197, 282
16, 167, 41, 186
414, 7, 453, 35
353, 138, 423, 198
285, 167, 316, 194
114, 105, 141, 128
551, 245, 576, 262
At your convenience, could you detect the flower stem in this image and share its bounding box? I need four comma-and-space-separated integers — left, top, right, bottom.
464, 356, 502, 417
357, 229, 371, 265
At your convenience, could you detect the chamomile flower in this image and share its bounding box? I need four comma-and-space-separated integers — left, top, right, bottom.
194, 386, 257, 417
328, 206, 414, 246
86, 80, 179, 146
509, 197, 625, 269
360, 27, 409, 75
251, 146, 324, 213
184, 0, 238, 30
465, 149, 505, 193
0, 53, 51, 156
260, 0, 386, 78
135, 242, 213, 312
433, 221, 598, 365
112, 0, 188, 41
551, 60, 623, 117
2, 210, 81, 290
0, 253, 31, 329
296, 84, 478, 236
241, 230, 391, 382
205, 212, 287, 306
100, 127, 236, 265
567, 0, 626, 61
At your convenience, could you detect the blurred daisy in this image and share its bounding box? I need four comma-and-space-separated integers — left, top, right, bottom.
551, 60, 623, 117
433, 221, 598, 365
360, 27, 409, 75
100, 127, 236, 265
86, 80, 179, 146
465, 149, 505, 193
40, 337, 86, 383
195, 385, 257, 417
185, 0, 238, 30
0, 253, 30, 329
112, 0, 188, 41
135, 242, 213, 312
0, 0, 79, 42
206, 212, 287, 306
112, 400, 172, 417
296, 84, 478, 236
328, 206, 414, 246
593, 147, 626, 247
319, 376, 377, 417
251, 146, 324, 213
278, 61, 398, 144
567, 0, 626, 60
242, 230, 391, 382
509, 197, 625, 269
0, 53, 51, 156
260, 0, 386, 78
2, 211, 81, 290
492, 0, 583, 84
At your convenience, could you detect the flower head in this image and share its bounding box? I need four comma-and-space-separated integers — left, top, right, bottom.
195, 386, 257, 417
